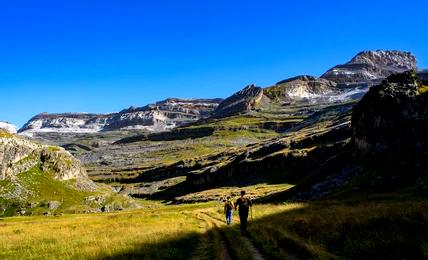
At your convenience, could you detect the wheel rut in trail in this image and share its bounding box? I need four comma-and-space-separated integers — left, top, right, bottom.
191, 213, 214, 260
192, 212, 233, 260
200, 211, 266, 260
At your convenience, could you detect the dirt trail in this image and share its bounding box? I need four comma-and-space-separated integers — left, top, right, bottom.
210, 217, 233, 260
192, 212, 233, 260
241, 236, 265, 260
191, 212, 214, 260
199, 211, 266, 260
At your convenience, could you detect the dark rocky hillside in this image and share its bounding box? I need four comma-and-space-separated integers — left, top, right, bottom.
352, 70, 428, 153
263, 71, 428, 201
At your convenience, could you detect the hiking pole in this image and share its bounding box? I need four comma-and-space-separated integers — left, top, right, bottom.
251, 205, 253, 221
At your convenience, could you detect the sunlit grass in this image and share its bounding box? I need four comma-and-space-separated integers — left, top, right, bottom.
176, 182, 294, 203
0, 203, 214, 260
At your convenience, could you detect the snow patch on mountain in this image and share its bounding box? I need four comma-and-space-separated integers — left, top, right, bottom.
0, 122, 17, 133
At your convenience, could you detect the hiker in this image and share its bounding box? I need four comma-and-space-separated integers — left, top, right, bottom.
224, 196, 234, 225
235, 190, 252, 235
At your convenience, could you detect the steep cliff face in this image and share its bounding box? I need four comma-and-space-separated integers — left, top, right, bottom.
321, 50, 417, 85
352, 70, 428, 153
19, 98, 222, 134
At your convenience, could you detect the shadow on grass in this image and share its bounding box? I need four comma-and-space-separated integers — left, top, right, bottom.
248, 200, 427, 260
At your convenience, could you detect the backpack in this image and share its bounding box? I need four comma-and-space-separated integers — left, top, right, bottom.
240, 197, 251, 208
225, 200, 234, 211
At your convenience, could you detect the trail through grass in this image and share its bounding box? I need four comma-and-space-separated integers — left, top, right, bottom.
0, 199, 427, 259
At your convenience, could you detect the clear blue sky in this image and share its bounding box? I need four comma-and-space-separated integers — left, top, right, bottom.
1, 0, 427, 127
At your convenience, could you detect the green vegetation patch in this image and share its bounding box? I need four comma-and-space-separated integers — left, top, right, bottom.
46, 146, 61, 152
17, 166, 92, 213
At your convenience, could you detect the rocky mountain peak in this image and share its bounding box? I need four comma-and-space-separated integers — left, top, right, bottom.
214, 84, 267, 117
349, 50, 416, 68
236, 84, 262, 96
321, 50, 417, 85
276, 75, 317, 84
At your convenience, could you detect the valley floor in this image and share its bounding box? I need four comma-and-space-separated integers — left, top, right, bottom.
0, 198, 427, 260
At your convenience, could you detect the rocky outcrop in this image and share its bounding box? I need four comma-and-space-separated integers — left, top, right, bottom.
213, 84, 270, 117
264, 75, 338, 101
19, 98, 222, 134
321, 50, 417, 86
0, 122, 17, 134
352, 70, 428, 153
0, 132, 139, 216
0, 132, 88, 181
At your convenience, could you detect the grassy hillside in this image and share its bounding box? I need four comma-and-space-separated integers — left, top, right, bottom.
0, 165, 136, 217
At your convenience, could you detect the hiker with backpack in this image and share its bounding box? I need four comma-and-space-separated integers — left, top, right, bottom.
235, 190, 252, 235
224, 196, 234, 225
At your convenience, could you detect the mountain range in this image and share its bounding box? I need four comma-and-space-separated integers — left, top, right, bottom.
13, 50, 418, 135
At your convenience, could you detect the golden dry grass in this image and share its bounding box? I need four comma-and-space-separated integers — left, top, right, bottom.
176, 183, 294, 203
0, 203, 211, 259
